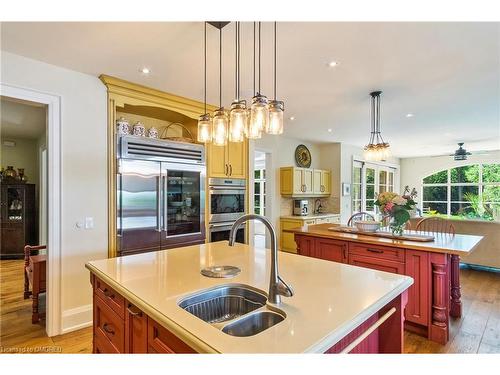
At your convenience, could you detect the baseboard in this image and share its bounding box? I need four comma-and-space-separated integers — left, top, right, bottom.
61, 304, 93, 334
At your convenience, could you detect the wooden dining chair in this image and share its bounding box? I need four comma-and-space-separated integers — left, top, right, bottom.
347, 212, 375, 226
415, 217, 455, 235
24, 245, 47, 299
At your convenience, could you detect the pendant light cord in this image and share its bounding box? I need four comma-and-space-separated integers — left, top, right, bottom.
204, 22, 207, 115
237, 22, 240, 101
258, 21, 261, 94
274, 22, 277, 100
253, 22, 256, 95
219, 26, 222, 108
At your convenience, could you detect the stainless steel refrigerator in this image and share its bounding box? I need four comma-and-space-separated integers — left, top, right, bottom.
117, 136, 206, 256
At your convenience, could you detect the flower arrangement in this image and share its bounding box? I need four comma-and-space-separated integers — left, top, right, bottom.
375, 189, 417, 235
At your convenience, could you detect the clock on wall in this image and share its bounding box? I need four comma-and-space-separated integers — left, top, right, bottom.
294, 144, 312, 168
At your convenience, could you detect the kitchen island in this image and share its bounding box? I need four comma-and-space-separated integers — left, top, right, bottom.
285, 223, 484, 345
85, 241, 412, 353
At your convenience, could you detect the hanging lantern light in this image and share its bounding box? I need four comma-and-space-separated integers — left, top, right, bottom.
197, 22, 212, 143
211, 22, 229, 146
266, 22, 284, 135
364, 91, 391, 161
213, 108, 228, 146
229, 22, 247, 143
248, 22, 268, 138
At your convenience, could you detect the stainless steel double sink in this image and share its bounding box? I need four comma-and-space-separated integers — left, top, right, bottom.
178, 284, 285, 337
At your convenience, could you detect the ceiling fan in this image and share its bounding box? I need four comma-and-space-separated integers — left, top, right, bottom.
450, 142, 472, 161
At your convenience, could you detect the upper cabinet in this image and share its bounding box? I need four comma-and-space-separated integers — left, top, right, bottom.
280, 167, 331, 197
207, 140, 248, 179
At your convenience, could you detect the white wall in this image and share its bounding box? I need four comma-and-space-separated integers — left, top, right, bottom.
1, 51, 108, 333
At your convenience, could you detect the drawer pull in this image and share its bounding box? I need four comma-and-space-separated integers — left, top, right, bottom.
102, 288, 114, 298
102, 323, 115, 335
127, 304, 143, 317
367, 248, 384, 254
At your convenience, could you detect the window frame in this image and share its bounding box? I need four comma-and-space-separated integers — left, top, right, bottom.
421, 163, 500, 218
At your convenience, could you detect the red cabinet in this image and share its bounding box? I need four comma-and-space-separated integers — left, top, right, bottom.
316, 238, 347, 263
295, 236, 434, 342
348, 253, 405, 275
404, 250, 429, 326
147, 317, 196, 354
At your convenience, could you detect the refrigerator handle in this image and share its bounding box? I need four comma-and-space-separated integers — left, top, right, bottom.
163, 175, 168, 233
156, 176, 161, 232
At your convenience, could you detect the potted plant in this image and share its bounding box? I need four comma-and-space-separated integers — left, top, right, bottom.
375, 191, 417, 235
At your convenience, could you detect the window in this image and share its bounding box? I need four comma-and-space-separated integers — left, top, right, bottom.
254, 169, 266, 215
421, 164, 500, 221
352, 161, 397, 216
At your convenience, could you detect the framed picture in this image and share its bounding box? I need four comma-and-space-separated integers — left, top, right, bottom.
342, 183, 351, 196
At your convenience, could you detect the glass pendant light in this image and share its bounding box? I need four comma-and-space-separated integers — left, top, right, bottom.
248, 22, 268, 138
267, 22, 284, 135
212, 24, 228, 146
197, 22, 212, 143
364, 91, 390, 161
229, 22, 247, 143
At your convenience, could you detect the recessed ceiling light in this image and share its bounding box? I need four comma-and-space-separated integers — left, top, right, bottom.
289, 116, 295, 121
140, 67, 151, 74
327, 128, 333, 133
327, 61, 339, 68
406, 113, 414, 118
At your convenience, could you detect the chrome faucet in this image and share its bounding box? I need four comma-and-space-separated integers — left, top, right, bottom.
228, 214, 294, 305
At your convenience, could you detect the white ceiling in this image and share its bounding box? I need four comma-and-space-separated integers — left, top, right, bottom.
1, 22, 499, 157
1, 96, 47, 139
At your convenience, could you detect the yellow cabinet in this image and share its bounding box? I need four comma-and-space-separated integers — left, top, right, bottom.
280, 167, 331, 197
280, 219, 315, 253
207, 139, 248, 179
280, 214, 340, 253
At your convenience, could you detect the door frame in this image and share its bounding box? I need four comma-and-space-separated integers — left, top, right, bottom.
1, 83, 62, 336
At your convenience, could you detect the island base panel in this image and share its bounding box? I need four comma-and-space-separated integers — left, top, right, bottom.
326, 292, 407, 354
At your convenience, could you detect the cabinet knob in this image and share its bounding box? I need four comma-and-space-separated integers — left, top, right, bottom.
229, 164, 233, 176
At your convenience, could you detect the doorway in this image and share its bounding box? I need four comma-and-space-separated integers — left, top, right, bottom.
1, 95, 48, 334
0, 83, 62, 337
253, 150, 269, 248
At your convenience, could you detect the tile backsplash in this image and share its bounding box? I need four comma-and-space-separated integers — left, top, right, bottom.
280, 197, 340, 216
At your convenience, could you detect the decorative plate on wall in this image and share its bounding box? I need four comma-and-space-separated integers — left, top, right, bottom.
295, 144, 312, 168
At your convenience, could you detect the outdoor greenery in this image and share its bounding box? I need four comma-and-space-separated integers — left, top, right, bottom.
422, 163, 500, 221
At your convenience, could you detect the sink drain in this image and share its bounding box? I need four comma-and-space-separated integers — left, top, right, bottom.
201, 266, 241, 278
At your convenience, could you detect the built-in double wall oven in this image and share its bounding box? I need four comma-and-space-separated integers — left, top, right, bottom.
117, 136, 205, 256
208, 178, 246, 244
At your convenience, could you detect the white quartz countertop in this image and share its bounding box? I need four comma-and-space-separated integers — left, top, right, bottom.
85, 241, 413, 353
280, 213, 340, 220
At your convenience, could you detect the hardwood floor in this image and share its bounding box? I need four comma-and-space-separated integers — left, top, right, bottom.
404, 265, 500, 353
1, 259, 499, 354
0, 259, 92, 353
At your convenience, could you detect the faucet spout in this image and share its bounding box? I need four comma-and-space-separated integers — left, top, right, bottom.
228, 214, 294, 304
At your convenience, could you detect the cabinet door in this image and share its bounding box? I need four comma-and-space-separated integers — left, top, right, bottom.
316, 238, 347, 263
227, 139, 247, 178
348, 253, 405, 275
94, 295, 125, 353
295, 235, 315, 257
280, 219, 303, 253
207, 143, 228, 178
125, 302, 148, 353
147, 317, 195, 353
293, 168, 304, 195
313, 169, 323, 194
322, 170, 331, 195
405, 250, 429, 326
302, 169, 314, 195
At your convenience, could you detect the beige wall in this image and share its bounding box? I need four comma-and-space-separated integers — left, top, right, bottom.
1, 51, 108, 332
1, 137, 39, 184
